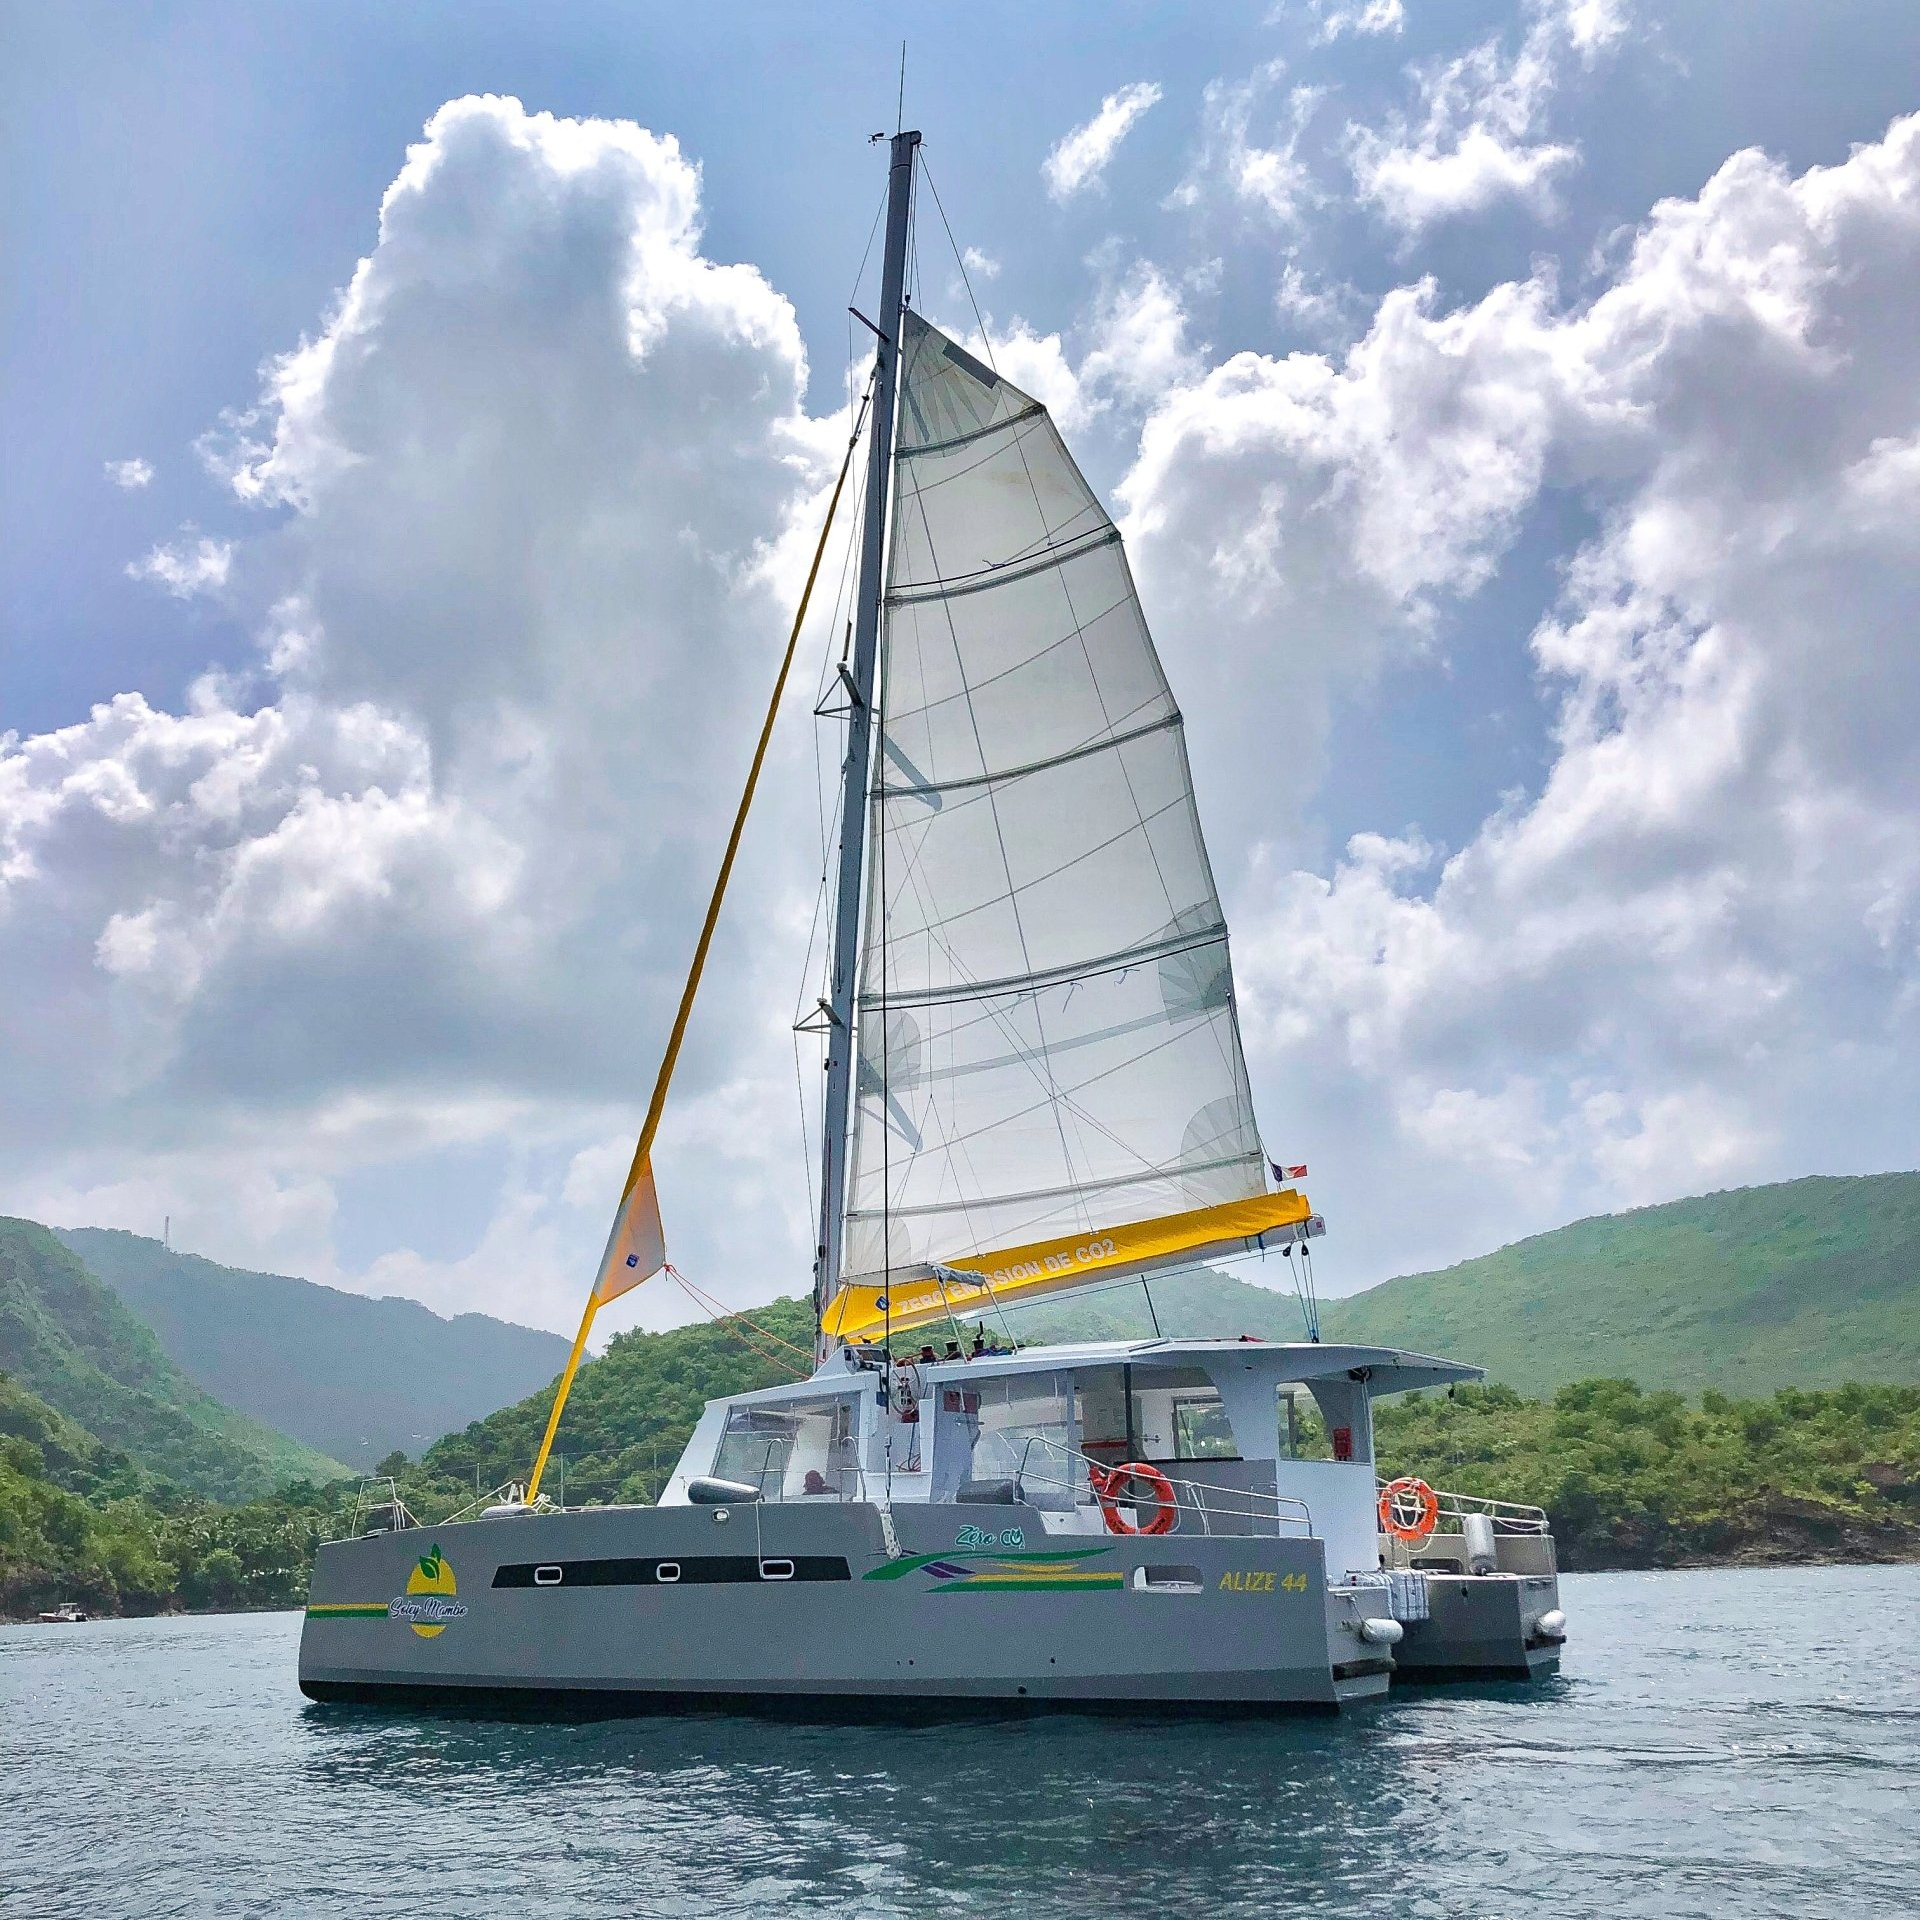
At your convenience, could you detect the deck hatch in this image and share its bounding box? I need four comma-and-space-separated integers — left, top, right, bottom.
491, 1555, 850, 1588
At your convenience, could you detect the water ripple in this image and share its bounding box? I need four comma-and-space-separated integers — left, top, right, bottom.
3, 1565, 1918, 1918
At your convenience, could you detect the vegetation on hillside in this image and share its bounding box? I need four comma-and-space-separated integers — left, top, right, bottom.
0, 1371, 339, 1618
59, 1227, 569, 1470
0, 1219, 348, 1498
12, 1162, 1920, 1617
1375, 1378, 1920, 1569
1321, 1171, 1920, 1398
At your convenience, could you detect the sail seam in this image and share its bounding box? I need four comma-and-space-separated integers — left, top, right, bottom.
874, 786, 1192, 948
859, 926, 1226, 1008
883, 612, 1143, 732
887, 525, 1121, 605
875, 712, 1181, 801
896, 401, 1044, 459
846, 1149, 1267, 1225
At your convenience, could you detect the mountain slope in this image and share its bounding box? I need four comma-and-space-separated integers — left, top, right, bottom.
1318, 1172, 1920, 1397
0, 1220, 348, 1499
57, 1229, 573, 1471
0, 1369, 148, 1499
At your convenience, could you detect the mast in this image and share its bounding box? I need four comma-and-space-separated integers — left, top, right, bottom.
815, 128, 918, 1350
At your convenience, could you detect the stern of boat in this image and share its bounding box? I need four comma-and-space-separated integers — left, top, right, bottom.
1378, 1485, 1567, 1682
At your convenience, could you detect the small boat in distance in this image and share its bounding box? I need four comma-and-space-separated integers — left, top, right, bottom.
36, 1603, 91, 1624
300, 131, 1567, 1714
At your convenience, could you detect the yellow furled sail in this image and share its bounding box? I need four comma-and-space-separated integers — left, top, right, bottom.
820, 1189, 1315, 1344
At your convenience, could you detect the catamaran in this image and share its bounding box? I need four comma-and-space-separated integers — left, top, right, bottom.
300, 132, 1567, 1713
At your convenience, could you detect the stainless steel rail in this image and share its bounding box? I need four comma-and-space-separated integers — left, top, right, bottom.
1381, 1477, 1549, 1534
1011, 1436, 1316, 1537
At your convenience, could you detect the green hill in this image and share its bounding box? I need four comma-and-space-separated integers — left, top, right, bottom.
58, 1228, 572, 1470
0, 1369, 336, 1619
0, 1369, 148, 1501
0, 1220, 349, 1500
1317, 1172, 1920, 1397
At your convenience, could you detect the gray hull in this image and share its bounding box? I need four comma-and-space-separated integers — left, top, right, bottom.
300, 1501, 1393, 1715
1391, 1572, 1565, 1682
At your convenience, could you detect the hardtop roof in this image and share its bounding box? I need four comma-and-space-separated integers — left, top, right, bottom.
713, 1337, 1483, 1411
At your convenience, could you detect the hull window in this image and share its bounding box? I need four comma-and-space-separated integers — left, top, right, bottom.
493, 1556, 850, 1587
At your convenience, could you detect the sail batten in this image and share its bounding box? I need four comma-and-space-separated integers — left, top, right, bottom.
886, 525, 1123, 603
836, 311, 1268, 1304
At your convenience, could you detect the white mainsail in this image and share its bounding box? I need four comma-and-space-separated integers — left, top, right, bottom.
829, 314, 1304, 1337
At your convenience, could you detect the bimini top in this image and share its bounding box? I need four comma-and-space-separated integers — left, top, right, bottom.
797, 1337, 1482, 1401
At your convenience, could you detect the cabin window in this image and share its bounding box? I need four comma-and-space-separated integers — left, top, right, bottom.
1277, 1388, 1333, 1461
1080, 1365, 1243, 1464
1170, 1392, 1237, 1461
712, 1395, 860, 1501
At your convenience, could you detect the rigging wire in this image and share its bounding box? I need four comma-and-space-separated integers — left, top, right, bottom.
663, 1263, 814, 1370
846, 182, 888, 399
919, 157, 998, 374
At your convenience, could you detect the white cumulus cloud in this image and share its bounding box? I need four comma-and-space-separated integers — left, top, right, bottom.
4, 95, 837, 1331
1043, 81, 1164, 201
1346, 0, 1632, 233
1308, 0, 1405, 43
126, 534, 231, 597
105, 457, 154, 490
1172, 62, 1328, 229
11, 75, 1920, 1335
1124, 110, 1920, 1281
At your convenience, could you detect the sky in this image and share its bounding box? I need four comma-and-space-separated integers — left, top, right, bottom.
4, 0, 1919, 1341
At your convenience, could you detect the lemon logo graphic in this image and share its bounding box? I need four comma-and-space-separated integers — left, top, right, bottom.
396, 1544, 465, 1639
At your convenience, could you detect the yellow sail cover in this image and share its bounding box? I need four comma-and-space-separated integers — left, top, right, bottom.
820, 1189, 1313, 1344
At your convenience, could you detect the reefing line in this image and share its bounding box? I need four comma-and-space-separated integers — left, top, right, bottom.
524, 374, 876, 1504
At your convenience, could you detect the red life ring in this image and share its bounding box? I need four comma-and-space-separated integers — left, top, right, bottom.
1088, 1461, 1179, 1536
1378, 1476, 1440, 1544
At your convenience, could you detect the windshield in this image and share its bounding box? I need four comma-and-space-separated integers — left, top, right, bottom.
711, 1395, 861, 1500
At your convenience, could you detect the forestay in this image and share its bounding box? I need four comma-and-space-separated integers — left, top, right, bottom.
832, 314, 1294, 1331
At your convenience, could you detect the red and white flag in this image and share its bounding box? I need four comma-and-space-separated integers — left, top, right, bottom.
1272, 1162, 1308, 1182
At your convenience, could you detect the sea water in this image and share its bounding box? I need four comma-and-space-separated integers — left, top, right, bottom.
3, 1565, 1916, 1919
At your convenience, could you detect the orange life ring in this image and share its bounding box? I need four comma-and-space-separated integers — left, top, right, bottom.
1378, 1476, 1440, 1544
1088, 1461, 1179, 1536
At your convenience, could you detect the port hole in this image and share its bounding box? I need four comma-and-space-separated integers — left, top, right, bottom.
532, 1565, 564, 1587
760, 1558, 796, 1581
1132, 1565, 1204, 1592
655, 1563, 681, 1584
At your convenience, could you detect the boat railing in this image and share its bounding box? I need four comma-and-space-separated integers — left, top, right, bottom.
1383, 1477, 1550, 1535
331, 1476, 424, 1542
1011, 1437, 1315, 1538
439, 1480, 546, 1525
